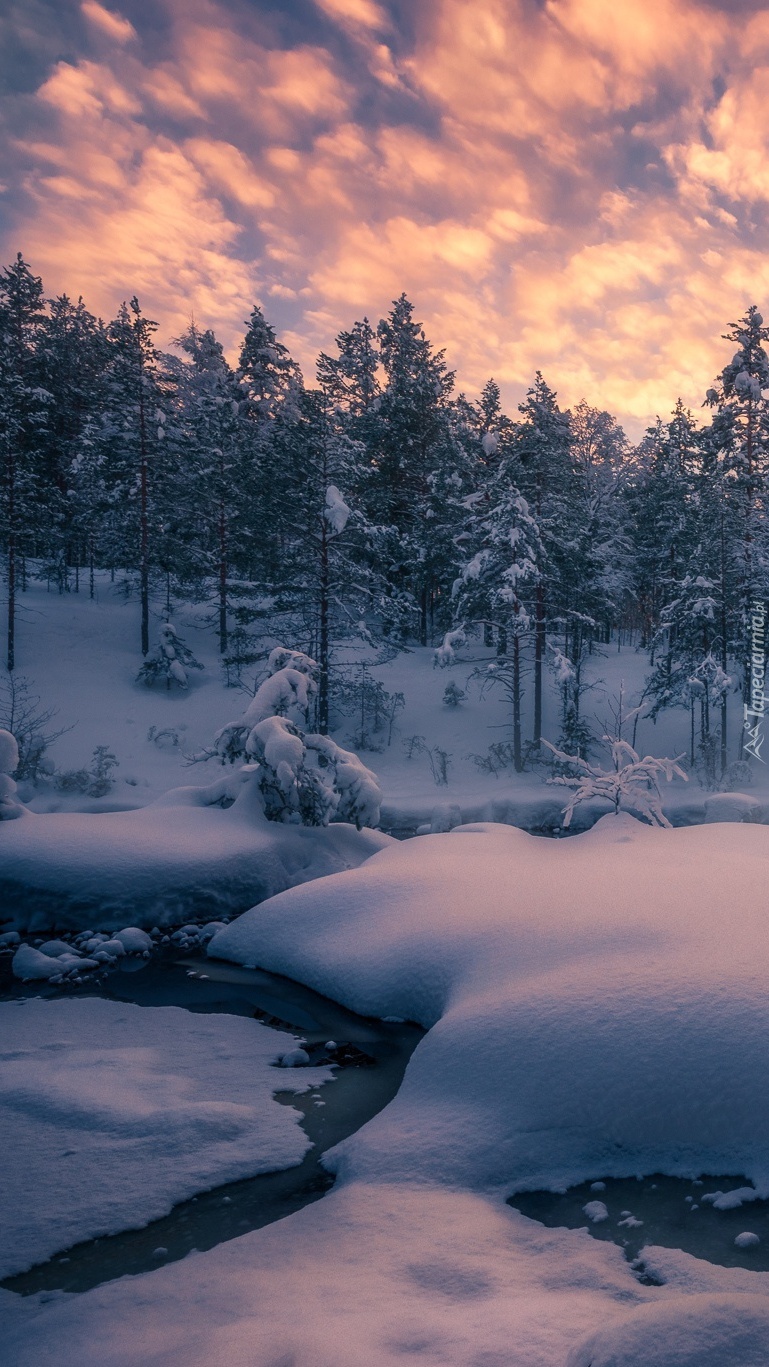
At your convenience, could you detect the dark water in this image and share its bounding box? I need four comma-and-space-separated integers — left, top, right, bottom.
0, 951, 422, 1297
510, 1174, 769, 1278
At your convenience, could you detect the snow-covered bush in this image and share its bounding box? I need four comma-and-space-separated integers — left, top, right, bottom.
442, 681, 466, 707
0, 728, 24, 820
137, 623, 203, 691
246, 715, 381, 828
433, 627, 466, 668
0, 672, 66, 783
209, 648, 382, 828
212, 647, 318, 765
56, 745, 119, 798
544, 736, 687, 828
403, 735, 452, 786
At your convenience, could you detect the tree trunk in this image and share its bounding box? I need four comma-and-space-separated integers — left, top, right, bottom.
533, 580, 544, 746
318, 520, 330, 735
139, 376, 149, 657
512, 625, 522, 772
6, 488, 15, 672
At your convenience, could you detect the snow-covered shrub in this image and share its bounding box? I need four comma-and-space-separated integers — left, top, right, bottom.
0, 728, 24, 819
544, 736, 687, 828
433, 627, 466, 668
721, 759, 753, 792
56, 746, 119, 798
246, 716, 381, 828
442, 681, 466, 707
0, 672, 66, 783
137, 623, 203, 691
332, 666, 404, 750
212, 647, 318, 765
403, 735, 452, 786
209, 648, 381, 828
147, 724, 182, 750
468, 741, 516, 777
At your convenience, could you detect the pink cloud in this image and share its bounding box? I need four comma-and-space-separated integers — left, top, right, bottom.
5, 0, 769, 435
80, 0, 137, 46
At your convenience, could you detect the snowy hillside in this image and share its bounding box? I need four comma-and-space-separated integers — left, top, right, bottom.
4, 576, 764, 835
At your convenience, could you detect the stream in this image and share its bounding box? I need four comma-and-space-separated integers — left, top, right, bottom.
0, 949, 423, 1297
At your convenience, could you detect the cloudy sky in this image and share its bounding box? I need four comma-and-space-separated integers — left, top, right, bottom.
2, 0, 768, 433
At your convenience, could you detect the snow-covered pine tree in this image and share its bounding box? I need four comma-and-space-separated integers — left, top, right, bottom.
454, 453, 543, 770
34, 294, 109, 595
98, 298, 176, 656
210, 646, 382, 828
704, 305, 769, 752
646, 566, 731, 781
512, 373, 575, 750
0, 255, 50, 669
273, 385, 386, 733
137, 621, 203, 690
316, 317, 380, 421
170, 324, 247, 653
627, 402, 699, 653
365, 295, 457, 642
235, 304, 305, 631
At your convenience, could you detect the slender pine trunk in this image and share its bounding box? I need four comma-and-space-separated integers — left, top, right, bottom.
318, 520, 330, 735
139, 377, 149, 657
6, 449, 15, 672
512, 625, 522, 772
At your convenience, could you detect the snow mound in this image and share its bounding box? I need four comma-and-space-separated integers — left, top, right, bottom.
113, 926, 152, 953
12, 945, 63, 980
0, 997, 334, 1278
566, 1293, 769, 1366
210, 815, 769, 1194
0, 728, 19, 774
0, 780, 392, 931
704, 792, 764, 823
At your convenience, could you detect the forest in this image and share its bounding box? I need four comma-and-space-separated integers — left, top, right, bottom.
1, 252, 766, 785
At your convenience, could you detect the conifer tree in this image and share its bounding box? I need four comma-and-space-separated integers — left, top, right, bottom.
172, 324, 247, 652
0, 255, 50, 669
513, 373, 574, 748
99, 298, 174, 655
704, 305, 769, 743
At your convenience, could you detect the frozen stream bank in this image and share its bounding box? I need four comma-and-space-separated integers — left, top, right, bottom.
0, 950, 422, 1297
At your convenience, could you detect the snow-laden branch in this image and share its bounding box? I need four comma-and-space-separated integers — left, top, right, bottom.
543, 736, 688, 828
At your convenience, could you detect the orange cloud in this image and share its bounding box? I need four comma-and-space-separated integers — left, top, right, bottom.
80, 1, 137, 46
5, 0, 769, 436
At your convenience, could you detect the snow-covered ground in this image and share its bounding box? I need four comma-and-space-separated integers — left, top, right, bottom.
6, 575, 762, 833
6, 814, 769, 1364
0, 776, 391, 932
5, 584, 769, 1364
0, 996, 333, 1280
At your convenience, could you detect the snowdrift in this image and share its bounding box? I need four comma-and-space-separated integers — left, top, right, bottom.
210, 814, 769, 1194
0, 778, 392, 931
8, 815, 769, 1366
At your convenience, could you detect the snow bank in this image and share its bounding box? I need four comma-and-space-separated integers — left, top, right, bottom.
8, 814, 769, 1364
1, 1183, 660, 1367
567, 1293, 769, 1365
0, 779, 392, 932
0, 997, 333, 1279
210, 814, 769, 1194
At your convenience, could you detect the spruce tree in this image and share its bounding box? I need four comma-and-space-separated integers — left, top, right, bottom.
0, 255, 50, 669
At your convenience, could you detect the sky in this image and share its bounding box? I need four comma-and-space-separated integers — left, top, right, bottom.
2, 0, 769, 436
